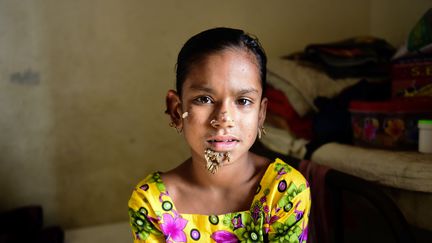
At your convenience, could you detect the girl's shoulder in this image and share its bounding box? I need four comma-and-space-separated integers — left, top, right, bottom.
261, 158, 309, 193
128, 171, 173, 216
133, 171, 167, 194
256, 158, 310, 220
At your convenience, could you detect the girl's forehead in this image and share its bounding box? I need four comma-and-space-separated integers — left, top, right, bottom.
182, 49, 261, 92
200, 48, 259, 70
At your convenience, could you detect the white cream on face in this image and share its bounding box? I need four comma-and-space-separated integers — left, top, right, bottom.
182, 112, 189, 119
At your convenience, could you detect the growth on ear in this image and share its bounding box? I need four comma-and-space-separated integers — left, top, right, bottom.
166, 90, 183, 126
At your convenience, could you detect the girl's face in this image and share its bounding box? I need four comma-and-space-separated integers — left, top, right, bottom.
179, 49, 267, 164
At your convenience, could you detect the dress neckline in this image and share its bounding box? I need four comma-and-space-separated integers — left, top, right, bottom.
155, 159, 278, 217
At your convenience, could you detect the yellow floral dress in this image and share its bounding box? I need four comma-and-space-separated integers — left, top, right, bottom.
128, 158, 310, 242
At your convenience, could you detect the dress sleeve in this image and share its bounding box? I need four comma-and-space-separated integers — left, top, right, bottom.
267, 167, 311, 243
128, 181, 166, 242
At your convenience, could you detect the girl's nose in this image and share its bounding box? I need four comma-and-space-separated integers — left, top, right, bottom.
210, 108, 235, 128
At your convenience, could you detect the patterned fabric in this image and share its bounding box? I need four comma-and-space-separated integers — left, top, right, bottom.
128, 158, 311, 242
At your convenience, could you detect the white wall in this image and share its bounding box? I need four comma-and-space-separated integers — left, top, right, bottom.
0, 0, 429, 229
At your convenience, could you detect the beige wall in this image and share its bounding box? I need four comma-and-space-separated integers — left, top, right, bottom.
0, 0, 428, 229
370, 0, 432, 46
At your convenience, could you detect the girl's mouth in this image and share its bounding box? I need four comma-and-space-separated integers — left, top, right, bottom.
207, 139, 239, 142
206, 137, 239, 151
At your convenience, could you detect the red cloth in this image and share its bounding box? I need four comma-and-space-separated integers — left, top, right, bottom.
298, 160, 332, 243
265, 85, 313, 139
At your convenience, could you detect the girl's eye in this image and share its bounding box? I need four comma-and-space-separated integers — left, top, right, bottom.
194, 96, 213, 104
237, 98, 252, 106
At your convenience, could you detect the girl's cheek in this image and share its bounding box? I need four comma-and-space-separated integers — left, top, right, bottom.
184, 106, 209, 125
182, 104, 194, 121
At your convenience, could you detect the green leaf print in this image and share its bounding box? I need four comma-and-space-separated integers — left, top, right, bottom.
236, 220, 264, 243
269, 216, 302, 243
275, 163, 292, 174
149, 173, 166, 192
128, 208, 161, 240
223, 213, 234, 227
278, 196, 289, 209
279, 182, 306, 208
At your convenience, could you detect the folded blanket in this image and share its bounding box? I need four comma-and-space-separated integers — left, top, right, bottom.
260, 124, 309, 159
300, 36, 395, 78
267, 58, 359, 116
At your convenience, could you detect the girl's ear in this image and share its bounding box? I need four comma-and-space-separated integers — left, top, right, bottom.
166, 90, 183, 127
258, 97, 268, 127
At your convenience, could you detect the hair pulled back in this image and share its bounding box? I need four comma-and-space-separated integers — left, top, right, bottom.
176, 27, 267, 97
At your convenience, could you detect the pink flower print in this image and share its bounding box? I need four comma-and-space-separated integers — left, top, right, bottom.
299, 223, 308, 242
160, 213, 188, 242
266, 214, 279, 225
140, 184, 149, 191
295, 209, 304, 221
148, 215, 159, 224
363, 118, 379, 141
264, 214, 280, 234
294, 201, 304, 221
276, 168, 287, 179
251, 202, 262, 222
232, 214, 244, 230
159, 191, 170, 203
211, 230, 239, 243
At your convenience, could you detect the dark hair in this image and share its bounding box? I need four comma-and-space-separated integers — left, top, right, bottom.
176, 27, 267, 98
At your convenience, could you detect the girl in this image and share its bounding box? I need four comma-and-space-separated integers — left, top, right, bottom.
128, 27, 310, 242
